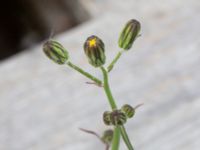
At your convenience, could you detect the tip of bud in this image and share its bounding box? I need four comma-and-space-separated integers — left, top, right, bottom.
88, 36, 97, 47
43, 40, 69, 65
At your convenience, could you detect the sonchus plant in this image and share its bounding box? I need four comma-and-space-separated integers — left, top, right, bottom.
43, 19, 142, 150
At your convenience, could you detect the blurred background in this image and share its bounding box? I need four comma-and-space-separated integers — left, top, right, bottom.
0, 0, 89, 61
0, 0, 200, 150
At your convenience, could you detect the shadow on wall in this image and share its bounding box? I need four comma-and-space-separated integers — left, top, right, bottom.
0, 0, 89, 61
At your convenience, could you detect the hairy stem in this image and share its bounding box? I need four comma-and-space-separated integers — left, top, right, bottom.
67, 61, 102, 85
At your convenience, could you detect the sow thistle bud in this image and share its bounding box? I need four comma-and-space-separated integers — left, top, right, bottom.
101, 129, 114, 145
103, 110, 127, 126
103, 111, 112, 125
84, 35, 106, 67
110, 110, 127, 126
118, 19, 141, 50
121, 104, 135, 118
43, 40, 69, 64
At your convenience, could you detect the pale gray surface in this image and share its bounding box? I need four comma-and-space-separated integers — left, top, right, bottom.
1, 0, 200, 149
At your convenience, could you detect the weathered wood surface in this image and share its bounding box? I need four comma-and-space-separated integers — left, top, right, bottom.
0, 0, 200, 149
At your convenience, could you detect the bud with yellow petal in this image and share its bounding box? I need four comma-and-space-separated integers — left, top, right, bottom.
43, 40, 69, 64
118, 19, 141, 50
84, 35, 106, 67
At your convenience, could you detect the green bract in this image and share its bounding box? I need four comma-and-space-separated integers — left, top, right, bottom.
118, 19, 141, 50
43, 40, 69, 64
84, 35, 106, 67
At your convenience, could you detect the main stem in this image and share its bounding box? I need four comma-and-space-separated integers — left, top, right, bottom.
100, 67, 117, 109
120, 126, 134, 150
101, 67, 119, 150
67, 61, 102, 86
111, 127, 120, 150
100, 66, 134, 150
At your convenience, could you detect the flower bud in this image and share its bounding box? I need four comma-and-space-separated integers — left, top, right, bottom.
121, 104, 135, 118
118, 19, 141, 50
84, 35, 106, 67
110, 110, 127, 126
43, 40, 69, 64
103, 111, 112, 125
101, 129, 113, 145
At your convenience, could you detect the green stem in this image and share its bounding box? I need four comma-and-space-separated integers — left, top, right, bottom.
100, 66, 120, 150
100, 66, 117, 109
67, 61, 102, 86
111, 127, 120, 150
120, 125, 134, 150
107, 51, 123, 72
100, 66, 134, 150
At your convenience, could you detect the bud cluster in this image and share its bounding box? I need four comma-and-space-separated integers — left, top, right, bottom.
103, 104, 135, 126
43, 19, 140, 68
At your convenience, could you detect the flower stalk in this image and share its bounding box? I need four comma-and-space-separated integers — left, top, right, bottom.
107, 50, 123, 72
67, 61, 102, 86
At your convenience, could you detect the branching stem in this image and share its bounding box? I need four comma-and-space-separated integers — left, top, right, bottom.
67, 61, 102, 86
107, 51, 123, 72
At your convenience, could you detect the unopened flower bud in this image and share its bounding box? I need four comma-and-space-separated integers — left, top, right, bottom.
110, 110, 127, 126
118, 19, 141, 50
103, 111, 112, 125
43, 40, 69, 64
84, 35, 106, 67
121, 104, 135, 118
101, 129, 113, 145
